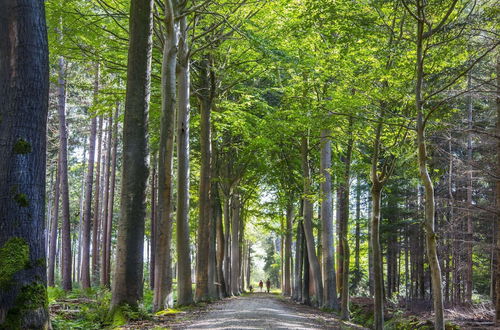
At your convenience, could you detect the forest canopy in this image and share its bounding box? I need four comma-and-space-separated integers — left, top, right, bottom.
0, 0, 499, 328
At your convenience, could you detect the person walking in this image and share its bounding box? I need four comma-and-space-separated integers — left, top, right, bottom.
266, 279, 271, 293
259, 280, 263, 292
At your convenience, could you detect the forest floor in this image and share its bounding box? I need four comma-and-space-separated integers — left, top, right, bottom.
126, 293, 366, 329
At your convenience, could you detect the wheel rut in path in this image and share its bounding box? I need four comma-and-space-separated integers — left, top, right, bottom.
177, 293, 366, 329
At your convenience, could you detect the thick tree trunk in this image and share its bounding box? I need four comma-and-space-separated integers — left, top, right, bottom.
301, 136, 323, 306
92, 116, 103, 282
110, 0, 153, 310
371, 185, 384, 330
196, 55, 214, 302
80, 67, 98, 288
231, 194, 241, 295
224, 195, 232, 295
320, 129, 339, 310
283, 202, 293, 296
176, 14, 193, 306
150, 154, 157, 290
214, 178, 227, 297
415, 17, 444, 329
0, 0, 50, 325
153, 0, 177, 310
57, 55, 72, 292
293, 219, 304, 302
48, 153, 61, 287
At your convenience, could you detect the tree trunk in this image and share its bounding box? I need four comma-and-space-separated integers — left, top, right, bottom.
214, 177, 227, 297
92, 116, 103, 283
196, 55, 214, 302
0, 0, 50, 324
353, 179, 361, 291
320, 129, 339, 310
284, 202, 293, 296
339, 123, 353, 320
110, 0, 153, 310
176, 14, 193, 306
371, 185, 384, 330
293, 219, 304, 302
153, 0, 178, 310
231, 194, 241, 295
494, 53, 500, 326
415, 16, 444, 329
48, 153, 61, 287
104, 105, 119, 288
57, 55, 72, 292
150, 153, 157, 290
100, 114, 112, 287
301, 136, 323, 306
80, 66, 98, 288
465, 73, 473, 303
224, 195, 232, 295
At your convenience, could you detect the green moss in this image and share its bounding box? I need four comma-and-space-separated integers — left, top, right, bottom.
2, 282, 48, 330
12, 139, 32, 154
0, 238, 30, 288
13, 193, 29, 207
110, 305, 128, 328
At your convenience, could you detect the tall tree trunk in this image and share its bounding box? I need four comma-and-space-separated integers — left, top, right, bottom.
80, 67, 98, 288
231, 194, 241, 295
339, 122, 353, 320
293, 219, 304, 302
494, 53, 500, 326
110, 0, 153, 310
176, 14, 193, 306
153, 0, 178, 311
284, 202, 293, 296
100, 115, 112, 287
371, 185, 384, 330
214, 177, 227, 297
92, 116, 103, 282
150, 154, 157, 290
104, 105, 119, 288
57, 55, 72, 292
224, 195, 232, 295
415, 15, 444, 329
301, 136, 323, 306
196, 55, 214, 302
353, 179, 361, 291
48, 153, 61, 287
320, 129, 339, 310
0, 0, 50, 324
465, 73, 473, 303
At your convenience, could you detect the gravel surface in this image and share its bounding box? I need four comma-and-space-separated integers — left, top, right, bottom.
177, 293, 366, 329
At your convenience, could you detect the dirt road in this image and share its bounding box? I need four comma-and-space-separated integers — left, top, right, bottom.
178, 293, 365, 329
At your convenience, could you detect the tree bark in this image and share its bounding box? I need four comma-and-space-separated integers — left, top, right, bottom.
176, 14, 193, 306
465, 73, 473, 303
92, 116, 103, 283
110, 0, 153, 310
231, 194, 241, 295
196, 55, 214, 302
301, 136, 323, 306
80, 66, 98, 288
48, 153, 61, 287
320, 129, 339, 310
150, 153, 157, 290
494, 53, 500, 326
100, 114, 112, 287
284, 202, 293, 296
153, 0, 178, 311
0, 0, 50, 324
415, 13, 444, 328
57, 54, 72, 292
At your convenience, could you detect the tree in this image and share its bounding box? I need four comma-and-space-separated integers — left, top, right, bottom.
0, 0, 50, 326
111, 0, 153, 312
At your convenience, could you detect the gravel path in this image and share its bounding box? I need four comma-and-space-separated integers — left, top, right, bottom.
177, 293, 366, 329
